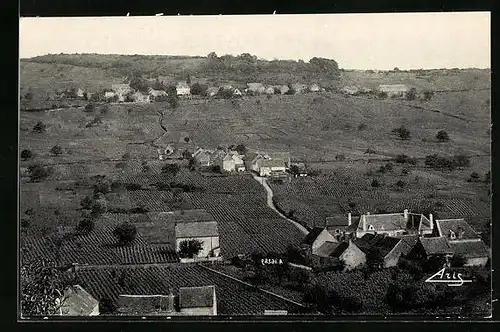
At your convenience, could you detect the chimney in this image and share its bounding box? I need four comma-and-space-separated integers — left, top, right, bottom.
429, 214, 434, 230
362, 214, 367, 231
404, 209, 409, 219
348, 213, 352, 226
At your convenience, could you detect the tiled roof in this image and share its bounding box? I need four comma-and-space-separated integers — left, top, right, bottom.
260, 159, 286, 168
179, 286, 215, 308
449, 241, 490, 259
314, 241, 339, 258
436, 219, 480, 241
59, 285, 98, 316
357, 213, 408, 232
354, 234, 401, 258
399, 235, 419, 256
175, 221, 219, 238
419, 237, 453, 255
328, 241, 350, 258
302, 227, 324, 246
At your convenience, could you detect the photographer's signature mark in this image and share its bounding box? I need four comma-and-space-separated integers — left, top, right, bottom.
425, 267, 473, 287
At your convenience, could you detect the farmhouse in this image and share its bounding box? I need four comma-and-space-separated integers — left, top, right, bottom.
176, 82, 191, 96
57, 285, 99, 316
179, 286, 217, 316
301, 226, 338, 257
346, 209, 434, 238
149, 87, 167, 99
259, 159, 286, 177
246, 83, 265, 94
378, 84, 409, 97
214, 152, 245, 172
434, 219, 490, 266
112, 83, 133, 102
174, 210, 221, 259
355, 233, 413, 268
193, 148, 214, 167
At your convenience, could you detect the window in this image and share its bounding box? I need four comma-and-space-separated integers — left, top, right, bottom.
368, 225, 375, 231
449, 230, 456, 240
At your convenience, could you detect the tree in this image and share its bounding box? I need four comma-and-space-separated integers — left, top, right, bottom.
161, 163, 180, 175
93, 178, 112, 195
90, 196, 108, 217
423, 90, 434, 101
84, 103, 95, 112
450, 254, 467, 267
393, 126, 410, 140
77, 218, 94, 235
235, 144, 247, 155
129, 76, 149, 94
28, 164, 52, 182
178, 239, 204, 258
335, 154, 346, 161
371, 179, 380, 187
98, 297, 116, 315
50, 145, 63, 156
385, 162, 394, 171
436, 130, 450, 142
406, 88, 417, 100
289, 165, 300, 176
211, 165, 221, 173
190, 82, 208, 96
182, 149, 192, 159
168, 95, 179, 109
21, 149, 33, 161
207, 52, 218, 59
33, 121, 46, 133
20, 259, 68, 316
80, 196, 93, 210
396, 180, 406, 188
113, 223, 137, 245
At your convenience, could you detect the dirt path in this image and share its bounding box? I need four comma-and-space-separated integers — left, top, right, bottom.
251, 174, 309, 235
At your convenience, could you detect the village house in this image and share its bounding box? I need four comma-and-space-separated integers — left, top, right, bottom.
259, 159, 286, 177
76, 88, 85, 98
378, 84, 409, 98
176, 82, 191, 96
56, 285, 99, 316
265, 86, 275, 95
148, 87, 167, 100
407, 236, 454, 263
291, 83, 308, 94
246, 151, 290, 177
346, 209, 434, 239
434, 219, 490, 266
328, 240, 366, 271
112, 83, 133, 102
206, 87, 219, 97
193, 148, 214, 167
246, 83, 266, 94
301, 226, 338, 257
174, 210, 221, 259
354, 233, 413, 268
214, 151, 246, 172
131, 91, 151, 103
309, 83, 321, 92
264, 152, 291, 168
104, 91, 117, 100
277, 85, 290, 94
117, 286, 217, 316
179, 286, 217, 316
325, 215, 350, 240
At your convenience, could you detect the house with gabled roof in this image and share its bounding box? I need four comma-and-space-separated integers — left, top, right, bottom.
56, 285, 99, 316
206, 87, 219, 97
325, 215, 350, 240
408, 236, 454, 262
176, 82, 191, 96
309, 83, 320, 92
131, 91, 151, 103
346, 209, 434, 238
328, 240, 366, 271
179, 286, 217, 316
215, 152, 245, 172
246, 83, 265, 94
193, 148, 214, 167
434, 218, 490, 266
354, 233, 413, 268
301, 227, 338, 257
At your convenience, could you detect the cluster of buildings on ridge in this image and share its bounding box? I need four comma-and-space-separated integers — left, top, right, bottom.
302, 209, 490, 271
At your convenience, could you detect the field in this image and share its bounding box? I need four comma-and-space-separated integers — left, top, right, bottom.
75, 264, 304, 315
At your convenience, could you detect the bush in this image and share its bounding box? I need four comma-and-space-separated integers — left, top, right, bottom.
33, 121, 46, 133
167, 95, 179, 109
80, 196, 93, 209
235, 144, 246, 155
423, 90, 434, 100
396, 180, 406, 188
84, 103, 95, 112
335, 154, 346, 161
378, 91, 388, 99
450, 254, 467, 267
77, 218, 95, 235
371, 179, 380, 187
436, 130, 450, 142
190, 82, 208, 96
113, 223, 137, 245
125, 183, 142, 191
358, 123, 367, 130
90, 197, 108, 217
21, 149, 33, 161
161, 163, 180, 175
401, 168, 409, 175
392, 126, 410, 140
28, 164, 52, 182
395, 154, 409, 163
385, 162, 394, 171
178, 239, 204, 258
50, 145, 63, 156
406, 88, 417, 100
211, 165, 221, 173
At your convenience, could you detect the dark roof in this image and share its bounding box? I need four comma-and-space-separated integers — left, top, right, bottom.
59, 285, 98, 316
314, 241, 339, 258
326, 216, 349, 227
179, 286, 215, 308
449, 240, 490, 259
436, 219, 480, 241
175, 221, 219, 238
329, 241, 350, 258
399, 235, 420, 256
77, 264, 303, 315
302, 227, 324, 246
357, 213, 407, 232
354, 234, 402, 258
419, 237, 453, 255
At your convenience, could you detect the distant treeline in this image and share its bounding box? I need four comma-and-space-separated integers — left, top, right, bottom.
23, 53, 341, 86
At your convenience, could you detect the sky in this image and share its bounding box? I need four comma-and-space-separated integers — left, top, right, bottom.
19, 12, 490, 70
